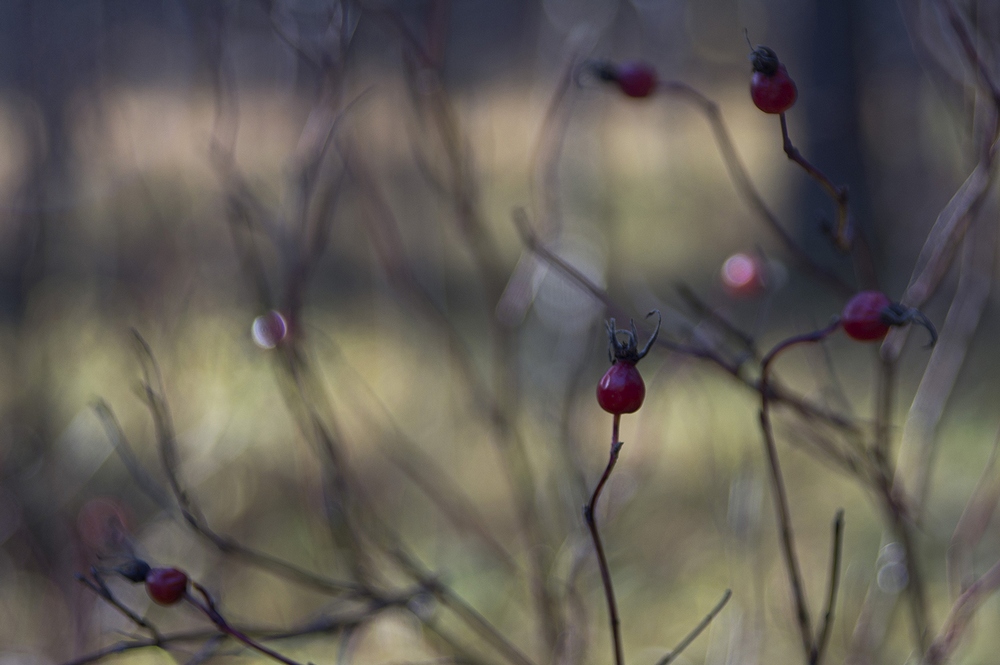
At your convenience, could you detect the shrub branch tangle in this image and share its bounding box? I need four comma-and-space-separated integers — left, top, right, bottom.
66, 2, 1000, 665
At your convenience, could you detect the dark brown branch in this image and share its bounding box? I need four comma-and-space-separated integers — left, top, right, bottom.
655, 81, 853, 297
513, 208, 860, 433
778, 114, 853, 253
758, 328, 845, 661
584, 415, 625, 665
653, 588, 732, 665
813, 510, 845, 665
76, 571, 161, 641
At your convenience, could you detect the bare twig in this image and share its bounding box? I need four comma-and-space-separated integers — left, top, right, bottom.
656, 81, 854, 297
814, 510, 845, 665
926, 557, 1000, 663
62, 597, 406, 665
584, 415, 625, 665
871, 342, 930, 654
653, 588, 732, 665
778, 113, 852, 253
759, 396, 814, 660
389, 548, 539, 665
185, 582, 305, 665
513, 208, 860, 433
758, 325, 842, 661
76, 571, 161, 640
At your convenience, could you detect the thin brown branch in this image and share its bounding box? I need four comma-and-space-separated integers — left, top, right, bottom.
389, 548, 539, 665
105, 339, 363, 596
813, 510, 845, 665
653, 588, 732, 665
186, 582, 305, 665
513, 207, 860, 433
759, 389, 815, 661
584, 415, 625, 665
656, 81, 853, 297
871, 355, 930, 654
778, 113, 853, 253
76, 572, 161, 640
926, 557, 1000, 663
758, 328, 846, 661
61, 599, 405, 665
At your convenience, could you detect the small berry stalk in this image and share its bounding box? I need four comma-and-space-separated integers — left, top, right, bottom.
586, 311, 660, 665
110, 561, 305, 665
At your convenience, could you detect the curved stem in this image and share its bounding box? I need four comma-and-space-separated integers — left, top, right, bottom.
584, 414, 625, 665
758, 326, 845, 662
656, 81, 853, 297
186, 584, 305, 665
814, 510, 845, 665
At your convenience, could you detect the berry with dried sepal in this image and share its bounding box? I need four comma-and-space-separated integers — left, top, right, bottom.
597, 312, 661, 415
841, 291, 937, 345
749, 45, 797, 114
589, 60, 658, 99
145, 567, 189, 605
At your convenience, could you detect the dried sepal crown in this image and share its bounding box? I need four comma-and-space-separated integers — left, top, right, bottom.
881, 302, 937, 347
606, 310, 661, 364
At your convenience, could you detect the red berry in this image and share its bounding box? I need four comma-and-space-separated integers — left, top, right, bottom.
841, 291, 892, 341
749, 46, 797, 114
614, 61, 657, 98
145, 567, 189, 605
597, 361, 646, 414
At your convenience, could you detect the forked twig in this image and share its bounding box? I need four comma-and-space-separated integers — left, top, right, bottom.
758, 322, 842, 661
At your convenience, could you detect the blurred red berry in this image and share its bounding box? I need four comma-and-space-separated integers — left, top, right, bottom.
146, 567, 189, 605
749, 46, 797, 114
615, 61, 657, 98
590, 60, 657, 98
721, 253, 764, 298
841, 291, 892, 341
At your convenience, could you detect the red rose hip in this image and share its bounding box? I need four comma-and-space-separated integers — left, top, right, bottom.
840, 291, 938, 346
749, 46, 797, 114
589, 60, 657, 99
145, 567, 189, 605
614, 61, 657, 98
597, 312, 660, 415
597, 362, 646, 414
841, 291, 892, 341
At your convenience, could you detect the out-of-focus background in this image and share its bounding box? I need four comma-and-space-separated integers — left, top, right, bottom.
3, 1, 1000, 664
